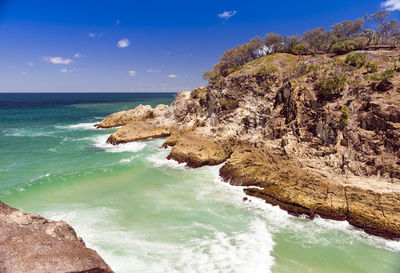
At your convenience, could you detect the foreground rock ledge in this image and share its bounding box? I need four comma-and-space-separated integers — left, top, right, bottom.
0, 201, 113, 273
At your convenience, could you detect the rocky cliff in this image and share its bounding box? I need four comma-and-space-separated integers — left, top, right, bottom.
99, 50, 400, 239
0, 201, 113, 273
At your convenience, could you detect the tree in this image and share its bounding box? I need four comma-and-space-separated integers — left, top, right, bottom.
302, 28, 331, 53
265, 33, 284, 54
369, 10, 400, 44
284, 35, 300, 52
331, 18, 365, 40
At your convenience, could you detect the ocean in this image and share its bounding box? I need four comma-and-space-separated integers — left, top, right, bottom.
0, 92, 399, 273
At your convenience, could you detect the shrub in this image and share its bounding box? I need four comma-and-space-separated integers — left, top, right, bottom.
291, 63, 310, 77
332, 58, 347, 66
345, 53, 367, 68
331, 40, 358, 55
381, 69, 396, 81
370, 69, 396, 82
340, 106, 350, 125
190, 88, 200, 99
317, 75, 347, 95
219, 98, 239, 111
202, 70, 220, 85
365, 62, 378, 73
290, 42, 308, 55
256, 64, 279, 76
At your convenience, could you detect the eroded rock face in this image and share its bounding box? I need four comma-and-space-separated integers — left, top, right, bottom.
219, 147, 400, 239
0, 201, 113, 273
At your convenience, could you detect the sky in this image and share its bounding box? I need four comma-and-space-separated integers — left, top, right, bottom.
0, 0, 399, 92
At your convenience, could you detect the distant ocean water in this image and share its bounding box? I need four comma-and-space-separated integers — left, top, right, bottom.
1, 92, 399, 273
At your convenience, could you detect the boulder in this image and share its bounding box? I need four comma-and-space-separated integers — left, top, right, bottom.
0, 201, 113, 273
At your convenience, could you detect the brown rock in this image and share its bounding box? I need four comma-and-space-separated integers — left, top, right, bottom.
0, 201, 113, 273
95, 105, 154, 128
167, 132, 233, 168
107, 120, 170, 145
219, 146, 400, 239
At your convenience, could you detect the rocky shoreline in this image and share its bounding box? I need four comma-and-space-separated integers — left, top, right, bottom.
98, 50, 400, 239
0, 201, 113, 273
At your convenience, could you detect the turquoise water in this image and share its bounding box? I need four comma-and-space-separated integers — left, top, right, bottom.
1, 93, 399, 273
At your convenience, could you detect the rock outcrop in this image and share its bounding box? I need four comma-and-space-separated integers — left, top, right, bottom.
0, 201, 113, 273
166, 132, 233, 168
95, 104, 159, 128
99, 50, 400, 239
219, 146, 400, 238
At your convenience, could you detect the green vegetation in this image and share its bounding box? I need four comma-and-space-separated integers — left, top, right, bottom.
345, 53, 367, 68
219, 98, 239, 111
365, 62, 378, 73
256, 64, 279, 76
340, 106, 350, 125
370, 69, 396, 81
203, 9, 400, 85
317, 75, 347, 95
190, 88, 200, 99
331, 40, 358, 54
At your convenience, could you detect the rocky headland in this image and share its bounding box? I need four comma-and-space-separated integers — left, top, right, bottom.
0, 201, 113, 273
99, 50, 400, 239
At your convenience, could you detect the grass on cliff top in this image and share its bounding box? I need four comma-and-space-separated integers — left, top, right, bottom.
229, 53, 299, 77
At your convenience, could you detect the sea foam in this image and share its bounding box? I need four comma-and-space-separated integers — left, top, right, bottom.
92, 135, 146, 153
55, 122, 98, 130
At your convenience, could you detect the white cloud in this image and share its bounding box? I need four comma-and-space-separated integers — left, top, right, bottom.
42, 56, 73, 64
147, 69, 162, 73
59, 68, 76, 73
117, 38, 131, 48
88, 32, 104, 38
127, 70, 136, 77
218, 10, 237, 20
382, 0, 400, 10
74, 53, 86, 58
20, 71, 28, 75
26, 62, 34, 66
168, 74, 178, 78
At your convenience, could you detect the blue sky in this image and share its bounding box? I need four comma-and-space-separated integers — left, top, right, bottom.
0, 0, 399, 92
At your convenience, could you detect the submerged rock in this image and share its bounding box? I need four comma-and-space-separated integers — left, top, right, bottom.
0, 201, 113, 273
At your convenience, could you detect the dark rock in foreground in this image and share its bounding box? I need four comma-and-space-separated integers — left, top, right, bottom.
0, 201, 113, 273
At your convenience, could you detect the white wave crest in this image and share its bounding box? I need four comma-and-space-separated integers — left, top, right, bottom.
202, 169, 400, 253
29, 173, 50, 183
55, 122, 98, 130
92, 135, 146, 153
42, 206, 275, 273
119, 156, 136, 164
174, 219, 275, 273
